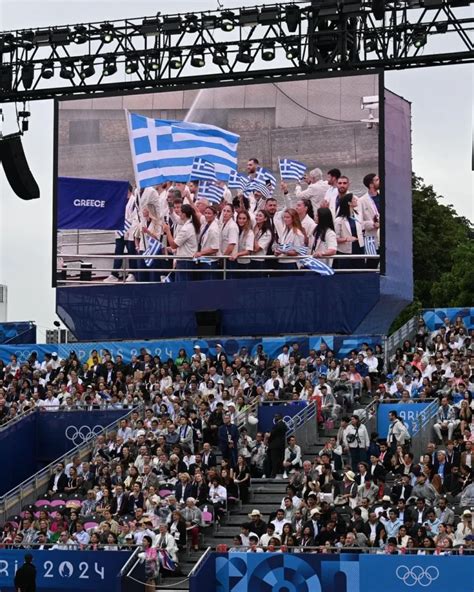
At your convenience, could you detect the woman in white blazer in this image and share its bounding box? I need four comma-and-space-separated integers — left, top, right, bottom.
194, 205, 221, 281
229, 209, 255, 279
135, 203, 163, 282
334, 194, 364, 269
311, 207, 337, 268
274, 208, 307, 275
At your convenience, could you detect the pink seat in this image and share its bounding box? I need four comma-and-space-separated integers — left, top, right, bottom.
84, 521, 98, 530
35, 499, 50, 507
50, 499, 66, 507
66, 500, 82, 508
202, 511, 213, 523
159, 489, 172, 498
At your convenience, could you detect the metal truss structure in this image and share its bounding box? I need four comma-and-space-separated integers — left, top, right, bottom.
0, 0, 472, 103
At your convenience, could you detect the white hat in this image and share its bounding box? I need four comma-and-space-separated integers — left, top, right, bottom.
248, 509, 261, 517
310, 507, 321, 516
462, 509, 472, 517
382, 495, 391, 502
345, 471, 355, 482
193, 345, 201, 349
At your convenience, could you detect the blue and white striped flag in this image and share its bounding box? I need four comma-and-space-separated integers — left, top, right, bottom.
197, 181, 225, 205
254, 167, 276, 192
143, 236, 162, 267
279, 158, 307, 181
117, 218, 132, 238
278, 244, 335, 276
246, 181, 272, 199
189, 157, 217, 182
126, 112, 240, 188
228, 169, 249, 192
364, 235, 377, 256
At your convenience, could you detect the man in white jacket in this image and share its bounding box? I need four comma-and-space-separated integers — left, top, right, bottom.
344, 415, 369, 472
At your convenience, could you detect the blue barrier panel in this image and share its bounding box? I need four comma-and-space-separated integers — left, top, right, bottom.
377, 402, 432, 438
0, 322, 36, 344
190, 552, 474, 592
0, 410, 126, 495
0, 549, 132, 592
0, 335, 383, 368
422, 307, 474, 330
257, 402, 307, 433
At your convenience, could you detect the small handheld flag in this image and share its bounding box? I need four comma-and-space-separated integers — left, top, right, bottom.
189, 158, 217, 182
143, 236, 162, 267
197, 181, 225, 205
279, 158, 307, 181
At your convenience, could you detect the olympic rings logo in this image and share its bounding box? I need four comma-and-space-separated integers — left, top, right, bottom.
395, 565, 440, 587
65, 425, 104, 446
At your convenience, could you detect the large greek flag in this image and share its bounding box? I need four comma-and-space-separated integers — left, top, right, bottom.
127, 112, 240, 188
279, 158, 306, 181
278, 244, 335, 276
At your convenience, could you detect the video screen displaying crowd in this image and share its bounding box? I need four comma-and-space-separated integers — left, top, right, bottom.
0, 316, 472, 581
103, 160, 381, 283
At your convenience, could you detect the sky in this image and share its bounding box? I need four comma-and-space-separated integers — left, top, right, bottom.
0, 0, 472, 340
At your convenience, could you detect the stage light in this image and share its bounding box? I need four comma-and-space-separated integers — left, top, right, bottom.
125, 57, 139, 74
60, 61, 75, 80
262, 40, 275, 61
34, 29, 51, 46
285, 38, 300, 59
162, 16, 182, 34
236, 42, 254, 64
259, 6, 280, 25
21, 63, 34, 89
239, 8, 259, 26
79, 58, 95, 79
0, 133, 40, 200
364, 35, 378, 52
169, 49, 183, 69
19, 31, 35, 49
100, 24, 115, 43
212, 44, 229, 66
140, 18, 161, 36
435, 22, 448, 33
184, 14, 199, 32
413, 26, 428, 47
103, 56, 117, 76
51, 28, 70, 44
220, 11, 236, 31
71, 25, 88, 44
285, 5, 301, 32
202, 14, 217, 29
372, 0, 385, 20
191, 49, 205, 68
0, 65, 13, 92
145, 54, 160, 71
0, 33, 16, 51
41, 60, 55, 79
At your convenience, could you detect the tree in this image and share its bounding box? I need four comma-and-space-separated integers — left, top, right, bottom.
390, 175, 473, 332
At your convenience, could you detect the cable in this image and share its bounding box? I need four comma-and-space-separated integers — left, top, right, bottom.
272, 82, 363, 123
125, 573, 191, 589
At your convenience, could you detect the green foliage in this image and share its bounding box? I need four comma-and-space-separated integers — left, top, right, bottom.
389, 175, 473, 333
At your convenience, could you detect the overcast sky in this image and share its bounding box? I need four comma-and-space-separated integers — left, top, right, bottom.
0, 0, 472, 339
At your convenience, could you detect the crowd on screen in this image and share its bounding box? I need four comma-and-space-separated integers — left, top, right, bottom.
102, 160, 381, 283
0, 316, 472, 574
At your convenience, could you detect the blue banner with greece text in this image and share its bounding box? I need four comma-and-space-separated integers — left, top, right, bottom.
58, 176, 128, 230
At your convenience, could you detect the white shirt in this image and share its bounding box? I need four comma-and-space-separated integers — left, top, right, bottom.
174, 219, 198, 257
220, 219, 239, 256
301, 215, 316, 237
252, 228, 273, 262
277, 228, 305, 264
236, 229, 255, 264
198, 219, 220, 262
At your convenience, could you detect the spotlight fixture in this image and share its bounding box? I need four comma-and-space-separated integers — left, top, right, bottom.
0, 33, 16, 51
239, 8, 259, 27
60, 61, 75, 80
262, 40, 275, 61
79, 57, 95, 79
18, 110, 30, 133
140, 17, 161, 36
184, 14, 199, 32
413, 25, 428, 48
212, 44, 229, 66
51, 28, 71, 45
162, 16, 182, 35
365, 35, 378, 53
371, 0, 385, 21
34, 29, 52, 46
236, 41, 254, 64
0, 65, 13, 91
202, 14, 217, 29
435, 22, 448, 33
145, 53, 160, 71
220, 11, 236, 31
285, 38, 300, 60
100, 23, 114, 43
259, 6, 280, 25
41, 60, 54, 79
285, 5, 301, 32
125, 57, 139, 74
103, 55, 117, 76
21, 63, 35, 89
191, 48, 205, 68
71, 25, 88, 44
19, 31, 35, 49
169, 48, 183, 69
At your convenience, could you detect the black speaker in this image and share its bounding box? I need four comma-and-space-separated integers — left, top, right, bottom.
0, 133, 40, 200
195, 310, 221, 336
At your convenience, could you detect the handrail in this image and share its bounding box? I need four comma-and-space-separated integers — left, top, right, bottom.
0, 404, 143, 523
119, 546, 141, 576
286, 402, 316, 436
412, 398, 439, 437
386, 315, 420, 359
0, 406, 36, 432
188, 546, 212, 578
236, 399, 259, 430
225, 545, 464, 554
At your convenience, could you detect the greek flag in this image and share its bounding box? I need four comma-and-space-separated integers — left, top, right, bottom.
246, 181, 271, 199
278, 244, 335, 276
364, 235, 378, 256
127, 111, 240, 188
158, 549, 177, 571
279, 158, 307, 181
117, 218, 132, 239
143, 236, 162, 267
228, 169, 249, 192
190, 157, 217, 182
254, 167, 276, 192
197, 181, 225, 205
